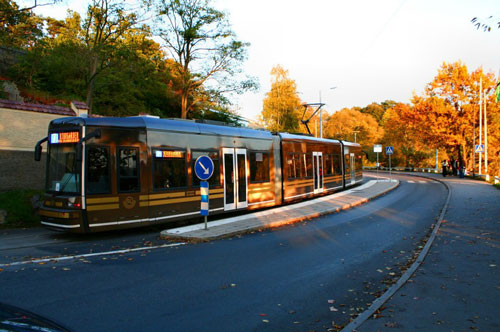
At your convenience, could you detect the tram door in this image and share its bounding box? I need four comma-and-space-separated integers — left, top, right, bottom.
312, 152, 324, 194
223, 148, 248, 211
350, 153, 356, 184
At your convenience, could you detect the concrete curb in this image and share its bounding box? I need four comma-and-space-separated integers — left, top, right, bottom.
340, 173, 451, 332
160, 180, 400, 242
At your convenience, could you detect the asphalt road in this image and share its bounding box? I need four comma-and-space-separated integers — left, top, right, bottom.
0, 174, 447, 331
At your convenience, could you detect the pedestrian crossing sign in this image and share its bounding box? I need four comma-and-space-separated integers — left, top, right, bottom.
385, 146, 394, 155
475, 144, 484, 153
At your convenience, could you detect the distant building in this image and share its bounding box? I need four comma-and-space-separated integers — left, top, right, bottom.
0, 100, 88, 191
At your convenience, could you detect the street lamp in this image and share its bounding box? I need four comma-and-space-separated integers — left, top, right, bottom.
353, 130, 359, 143
319, 86, 337, 138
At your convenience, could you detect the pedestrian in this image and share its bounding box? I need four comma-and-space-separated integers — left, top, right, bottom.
459, 158, 465, 178
441, 159, 448, 177
450, 157, 457, 176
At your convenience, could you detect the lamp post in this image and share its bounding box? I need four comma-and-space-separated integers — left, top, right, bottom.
319, 86, 337, 138
353, 130, 360, 143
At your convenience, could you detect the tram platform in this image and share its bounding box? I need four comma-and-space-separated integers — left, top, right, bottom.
160, 177, 399, 241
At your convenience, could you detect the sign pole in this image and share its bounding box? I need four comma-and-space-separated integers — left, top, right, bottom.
200, 181, 209, 230
385, 146, 394, 181
195, 155, 214, 230
373, 144, 382, 182
389, 155, 392, 180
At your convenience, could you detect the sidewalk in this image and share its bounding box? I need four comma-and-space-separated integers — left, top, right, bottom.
160, 179, 399, 241
356, 175, 500, 332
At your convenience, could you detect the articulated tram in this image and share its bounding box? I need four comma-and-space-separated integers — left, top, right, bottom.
34, 116, 362, 233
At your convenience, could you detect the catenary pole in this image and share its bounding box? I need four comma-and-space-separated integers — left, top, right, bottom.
479, 76, 482, 174
484, 88, 488, 174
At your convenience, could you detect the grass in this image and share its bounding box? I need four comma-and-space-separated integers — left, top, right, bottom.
0, 190, 43, 228
494, 183, 500, 190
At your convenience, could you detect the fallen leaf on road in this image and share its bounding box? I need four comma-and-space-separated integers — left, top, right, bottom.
62, 268, 71, 271
330, 306, 338, 312
377, 269, 383, 273
262, 319, 269, 323
328, 299, 335, 304
259, 314, 267, 317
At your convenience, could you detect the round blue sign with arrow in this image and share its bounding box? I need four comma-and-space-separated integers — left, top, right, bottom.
194, 155, 215, 181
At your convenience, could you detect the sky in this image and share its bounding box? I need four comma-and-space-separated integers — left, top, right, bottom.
26, 0, 500, 122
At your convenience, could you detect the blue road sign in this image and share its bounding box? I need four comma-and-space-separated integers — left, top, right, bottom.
200, 181, 209, 216
386, 146, 394, 155
475, 144, 484, 153
194, 155, 214, 181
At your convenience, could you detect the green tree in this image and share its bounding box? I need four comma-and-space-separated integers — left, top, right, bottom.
150, 0, 257, 119
260, 65, 302, 132
80, 0, 141, 113
0, 0, 44, 49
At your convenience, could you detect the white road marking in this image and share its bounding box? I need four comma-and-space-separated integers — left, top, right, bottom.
0, 242, 186, 268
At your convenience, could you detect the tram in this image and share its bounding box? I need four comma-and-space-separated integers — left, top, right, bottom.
34, 116, 362, 233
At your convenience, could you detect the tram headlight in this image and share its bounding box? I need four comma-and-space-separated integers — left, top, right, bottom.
67, 197, 81, 209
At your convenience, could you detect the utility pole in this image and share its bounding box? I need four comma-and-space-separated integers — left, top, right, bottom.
484, 87, 488, 175
353, 130, 359, 143
319, 86, 337, 139
319, 90, 323, 138
479, 76, 482, 174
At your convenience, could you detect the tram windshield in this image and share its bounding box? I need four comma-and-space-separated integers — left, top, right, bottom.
46, 142, 80, 194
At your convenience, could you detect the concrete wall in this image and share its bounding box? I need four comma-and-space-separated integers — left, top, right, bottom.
0, 108, 62, 191
0, 107, 62, 152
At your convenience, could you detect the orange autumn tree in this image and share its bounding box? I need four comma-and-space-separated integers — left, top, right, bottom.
381, 103, 434, 167
324, 107, 383, 148
397, 61, 500, 174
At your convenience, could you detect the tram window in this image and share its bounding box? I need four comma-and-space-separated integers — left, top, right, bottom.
86, 146, 111, 194
118, 147, 139, 192
344, 154, 351, 172
333, 154, 342, 175
250, 151, 270, 183
325, 154, 333, 175
192, 150, 220, 187
304, 153, 312, 178
287, 153, 301, 179
153, 149, 187, 190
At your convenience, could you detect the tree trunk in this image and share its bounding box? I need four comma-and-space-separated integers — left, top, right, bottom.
181, 91, 188, 119
86, 57, 98, 116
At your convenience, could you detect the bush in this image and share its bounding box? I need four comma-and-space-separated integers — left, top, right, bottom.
0, 190, 42, 228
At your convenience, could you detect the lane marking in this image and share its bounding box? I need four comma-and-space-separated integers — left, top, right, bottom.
0, 242, 186, 268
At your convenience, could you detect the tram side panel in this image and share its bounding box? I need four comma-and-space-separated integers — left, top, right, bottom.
83, 126, 149, 232
146, 130, 277, 222
342, 142, 363, 188
280, 136, 344, 203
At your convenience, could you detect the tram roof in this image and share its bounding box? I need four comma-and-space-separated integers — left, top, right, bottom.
49, 116, 274, 140
278, 132, 343, 144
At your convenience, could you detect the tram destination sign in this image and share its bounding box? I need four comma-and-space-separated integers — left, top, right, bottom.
50, 131, 80, 144
194, 155, 215, 181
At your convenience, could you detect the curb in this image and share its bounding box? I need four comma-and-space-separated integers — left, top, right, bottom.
340, 173, 451, 331
161, 180, 400, 242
